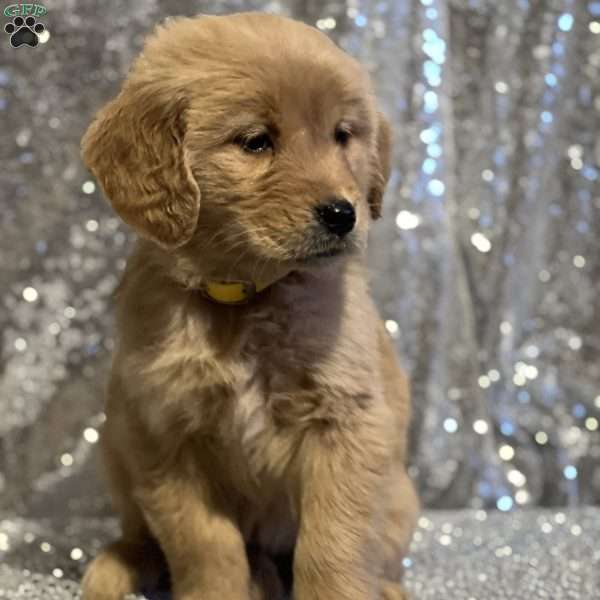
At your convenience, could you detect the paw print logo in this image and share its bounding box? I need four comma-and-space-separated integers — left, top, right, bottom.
4, 16, 46, 48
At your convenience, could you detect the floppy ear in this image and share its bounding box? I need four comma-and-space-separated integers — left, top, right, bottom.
81, 82, 200, 249
367, 112, 392, 220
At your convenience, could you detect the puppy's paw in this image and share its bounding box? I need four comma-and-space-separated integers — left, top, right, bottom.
81, 542, 140, 600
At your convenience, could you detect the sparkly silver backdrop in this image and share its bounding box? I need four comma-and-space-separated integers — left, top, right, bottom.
3, 0, 599, 516
1, 0, 600, 598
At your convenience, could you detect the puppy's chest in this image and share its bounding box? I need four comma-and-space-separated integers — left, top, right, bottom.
226, 308, 328, 471
160, 290, 376, 485
207, 302, 356, 484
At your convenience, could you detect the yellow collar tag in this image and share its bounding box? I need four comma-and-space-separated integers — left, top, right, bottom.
200, 280, 257, 305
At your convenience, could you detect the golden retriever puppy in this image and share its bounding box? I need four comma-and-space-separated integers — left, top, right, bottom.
80, 12, 418, 600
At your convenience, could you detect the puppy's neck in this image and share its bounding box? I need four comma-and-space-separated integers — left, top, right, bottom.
198, 272, 289, 305
194, 259, 295, 305
134, 239, 360, 307
135, 239, 293, 305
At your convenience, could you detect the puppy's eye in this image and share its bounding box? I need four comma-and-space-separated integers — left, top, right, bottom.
335, 126, 352, 146
240, 133, 273, 154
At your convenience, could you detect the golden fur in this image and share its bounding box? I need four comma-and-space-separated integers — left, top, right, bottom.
80, 12, 418, 600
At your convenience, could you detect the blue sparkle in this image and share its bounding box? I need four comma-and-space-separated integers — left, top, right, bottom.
419, 126, 439, 144
85, 343, 99, 356
426, 8, 438, 19
544, 73, 558, 87
355, 14, 367, 27
443, 418, 458, 433
427, 143, 443, 158
0, 69, 9, 86
423, 42, 446, 64
402, 557, 413, 569
552, 41, 565, 56
422, 158, 437, 175
497, 496, 514, 512
553, 64, 566, 78
478, 482, 493, 498
517, 390, 530, 403
422, 30, 446, 64
589, 2, 600, 17
573, 403, 587, 418
424, 91, 439, 113
420, 0, 434, 5
423, 60, 442, 83
503, 254, 515, 266
549, 204, 562, 216
423, 28, 437, 42
576, 221, 590, 234
428, 179, 445, 196
583, 166, 598, 181
494, 148, 506, 166
558, 13, 574, 31
564, 465, 578, 480
500, 420, 515, 436
479, 215, 492, 228
540, 111, 553, 124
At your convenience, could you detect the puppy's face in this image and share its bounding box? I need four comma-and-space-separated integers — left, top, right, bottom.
83, 14, 391, 283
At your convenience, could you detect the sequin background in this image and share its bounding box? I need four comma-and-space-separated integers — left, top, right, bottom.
1, 0, 599, 598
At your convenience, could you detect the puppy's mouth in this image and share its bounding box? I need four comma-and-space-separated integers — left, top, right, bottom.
297, 246, 345, 262
293, 232, 359, 264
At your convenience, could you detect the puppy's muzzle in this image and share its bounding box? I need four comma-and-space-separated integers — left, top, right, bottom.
314, 198, 356, 237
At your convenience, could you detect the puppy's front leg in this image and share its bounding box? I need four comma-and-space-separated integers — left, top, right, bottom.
293, 416, 391, 600
137, 464, 251, 600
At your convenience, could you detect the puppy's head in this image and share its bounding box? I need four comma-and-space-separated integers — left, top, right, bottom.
82, 13, 391, 283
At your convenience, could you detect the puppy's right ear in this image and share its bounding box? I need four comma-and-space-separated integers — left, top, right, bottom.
367, 112, 392, 220
81, 82, 200, 249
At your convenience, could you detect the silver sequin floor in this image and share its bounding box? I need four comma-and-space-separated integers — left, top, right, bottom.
1, 509, 599, 599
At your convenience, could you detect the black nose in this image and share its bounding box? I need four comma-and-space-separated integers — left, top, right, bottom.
315, 199, 356, 237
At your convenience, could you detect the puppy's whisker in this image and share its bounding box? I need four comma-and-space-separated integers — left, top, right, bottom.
224, 234, 262, 263
214, 227, 280, 280
200, 226, 249, 253
201, 227, 231, 250
249, 256, 266, 286
200, 222, 271, 253
228, 232, 283, 285
224, 237, 264, 279
226, 248, 254, 278
252, 252, 277, 289
215, 226, 273, 254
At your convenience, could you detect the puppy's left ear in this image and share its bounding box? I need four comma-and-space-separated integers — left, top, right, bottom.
368, 112, 392, 220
